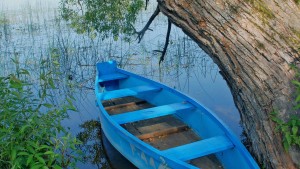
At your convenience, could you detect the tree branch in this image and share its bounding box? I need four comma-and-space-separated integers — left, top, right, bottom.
145, 0, 149, 10
132, 5, 160, 43
158, 19, 172, 65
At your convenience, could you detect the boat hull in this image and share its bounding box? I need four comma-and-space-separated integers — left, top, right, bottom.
95, 61, 259, 169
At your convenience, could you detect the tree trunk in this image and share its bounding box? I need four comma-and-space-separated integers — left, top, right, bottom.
157, 0, 300, 168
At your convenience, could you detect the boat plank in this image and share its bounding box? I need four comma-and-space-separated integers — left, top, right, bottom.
111, 102, 194, 124
162, 136, 234, 161
98, 85, 161, 101
144, 129, 200, 150
105, 101, 152, 115
189, 155, 224, 169
102, 96, 143, 107
104, 100, 147, 111
137, 124, 189, 140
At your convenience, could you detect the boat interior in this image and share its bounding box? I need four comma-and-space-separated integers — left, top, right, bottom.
96, 61, 254, 169
102, 96, 225, 168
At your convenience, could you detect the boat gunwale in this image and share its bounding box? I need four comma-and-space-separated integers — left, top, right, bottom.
95, 65, 259, 169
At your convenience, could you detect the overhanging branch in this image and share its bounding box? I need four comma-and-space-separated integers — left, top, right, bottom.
145, 0, 149, 10
132, 5, 160, 43
157, 19, 172, 65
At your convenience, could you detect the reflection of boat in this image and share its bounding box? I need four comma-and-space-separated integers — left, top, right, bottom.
95, 61, 259, 169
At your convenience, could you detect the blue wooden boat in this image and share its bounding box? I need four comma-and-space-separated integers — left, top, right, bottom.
95, 61, 259, 169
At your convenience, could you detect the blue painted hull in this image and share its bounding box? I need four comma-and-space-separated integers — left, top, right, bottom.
95, 61, 259, 169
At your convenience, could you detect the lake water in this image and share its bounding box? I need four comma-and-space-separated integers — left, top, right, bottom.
0, 0, 242, 168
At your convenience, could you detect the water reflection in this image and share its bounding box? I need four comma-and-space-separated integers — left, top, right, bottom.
76, 120, 110, 169
0, 0, 242, 168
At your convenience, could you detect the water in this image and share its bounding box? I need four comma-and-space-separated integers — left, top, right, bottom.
0, 0, 242, 168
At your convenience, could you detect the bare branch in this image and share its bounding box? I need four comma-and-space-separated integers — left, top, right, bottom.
145, 0, 149, 10
159, 19, 172, 65
134, 5, 160, 43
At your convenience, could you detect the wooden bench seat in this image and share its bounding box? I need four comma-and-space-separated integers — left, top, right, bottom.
162, 136, 234, 161
111, 102, 194, 124
97, 85, 161, 101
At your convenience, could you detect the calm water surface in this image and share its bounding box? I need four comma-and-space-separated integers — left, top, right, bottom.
0, 0, 242, 168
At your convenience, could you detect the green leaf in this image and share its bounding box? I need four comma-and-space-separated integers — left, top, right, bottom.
11, 148, 17, 161
26, 155, 33, 166
283, 140, 290, 151
20, 125, 31, 133
31, 164, 44, 169
17, 151, 29, 156
53, 60, 59, 66
285, 133, 292, 145
35, 155, 46, 165
44, 151, 54, 155
53, 164, 62, 169
292, 126, 298, 135
19, 69, 30, 75
26, 145, 36, 154
48, 78, 55, 89
43, 103, 53, 108
37, 145, 50, 150
292, 80, 300, 87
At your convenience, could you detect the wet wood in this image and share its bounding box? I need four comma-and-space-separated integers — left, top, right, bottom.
102, 96, 152, 115
102, 96, 142, 107
104, 100, 147, 111
137, 123, 188, 140
190, 155, 224, 169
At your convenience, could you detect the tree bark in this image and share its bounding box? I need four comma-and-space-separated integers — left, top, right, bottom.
157, 0, 300, 168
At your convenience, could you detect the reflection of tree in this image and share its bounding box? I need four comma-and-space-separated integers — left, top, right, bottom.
76, 120, 110, 169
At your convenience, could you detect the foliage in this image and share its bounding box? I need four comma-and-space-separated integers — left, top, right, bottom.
270, 65, 300, 151
271, 111, 300, 151
60, 0, 144, 40
0, 59, 82, 169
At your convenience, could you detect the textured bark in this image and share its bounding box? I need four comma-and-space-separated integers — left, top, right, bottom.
157, 0, 300, 168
